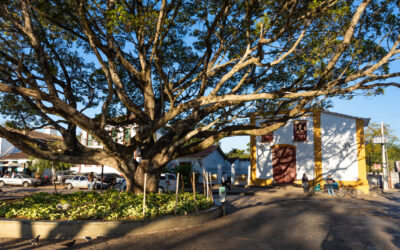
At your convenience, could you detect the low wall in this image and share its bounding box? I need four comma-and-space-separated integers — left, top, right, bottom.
0, 206, 221, 239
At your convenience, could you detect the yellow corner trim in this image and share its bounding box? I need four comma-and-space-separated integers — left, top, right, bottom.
356, 119, 369, 194
271, 144, 297, 148
313, 111, 322, 184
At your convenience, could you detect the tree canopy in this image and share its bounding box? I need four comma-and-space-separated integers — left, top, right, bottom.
227, 148, 250, 159
365, 123, 400, 172
0, 0, 399, 192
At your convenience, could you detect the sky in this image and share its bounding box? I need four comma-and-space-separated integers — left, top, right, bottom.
220, 86, 400, 154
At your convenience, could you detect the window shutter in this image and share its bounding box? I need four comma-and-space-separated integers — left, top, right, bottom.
293, 120, 307, 142
261, 132, 273, 143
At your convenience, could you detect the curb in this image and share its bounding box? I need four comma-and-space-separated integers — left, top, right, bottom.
0, 205, 222, 239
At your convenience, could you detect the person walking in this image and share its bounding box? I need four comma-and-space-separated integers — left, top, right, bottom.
88, 172, 94, 190
221, 172, 231, 191
302, 173, 309, 192
326, 174, 335, 196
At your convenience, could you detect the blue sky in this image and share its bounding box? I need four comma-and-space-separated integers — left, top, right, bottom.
220, 86, 400, 153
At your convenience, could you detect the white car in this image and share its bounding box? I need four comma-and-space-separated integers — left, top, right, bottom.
53, 170, 79, 185
158, 173, 177, 192
0, 173, 41, 187
113, 174, 177, 192
65, 175, 108, 190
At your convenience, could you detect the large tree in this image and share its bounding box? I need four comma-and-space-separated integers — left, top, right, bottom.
0, 0, 399, 193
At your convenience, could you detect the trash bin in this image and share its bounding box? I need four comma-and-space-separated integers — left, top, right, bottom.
219, 186, 226, 203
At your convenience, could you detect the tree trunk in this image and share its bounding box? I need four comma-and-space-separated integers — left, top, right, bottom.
129, 160, 162, 194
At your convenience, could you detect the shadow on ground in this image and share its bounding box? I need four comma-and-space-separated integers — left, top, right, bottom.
0, 192, 399, 250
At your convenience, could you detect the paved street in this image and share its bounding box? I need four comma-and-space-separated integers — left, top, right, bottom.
0, 188, 399, 250
0, 184, 100, 200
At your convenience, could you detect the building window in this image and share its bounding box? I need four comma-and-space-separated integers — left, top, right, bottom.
261, 132, 273, 143
87, 134, 93, 146
111, 130, 117, 141
124, 128, 131, 145
293, 120, 307, 142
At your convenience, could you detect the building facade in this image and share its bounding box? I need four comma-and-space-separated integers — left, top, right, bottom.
249, 111, 370, 194
72, 125, 140, 174
168, 145, 230, 184
0, 127, 62, 175
229, 158, 250, 185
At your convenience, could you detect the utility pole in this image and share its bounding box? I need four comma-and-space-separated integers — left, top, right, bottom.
381, 122, 389, 191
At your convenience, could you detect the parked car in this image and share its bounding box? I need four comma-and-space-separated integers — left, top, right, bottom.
158, 173, 177, 192
65, 175, 108, 190
38, 175, 52, 186
114, 177, 126, 191
98, 173, 120, 186
53, 170, 79, 185
113, 173, 177, 192
0, 173, 41, 187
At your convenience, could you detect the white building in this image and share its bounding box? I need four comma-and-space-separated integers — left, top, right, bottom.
229, 158, 250, 185
0, 127, 61, 175
72, 125, 140, 174
250, 110, 370, 194
168, 145, 230, 184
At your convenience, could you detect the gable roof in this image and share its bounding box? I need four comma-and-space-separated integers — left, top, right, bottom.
254, 110, 370, 127
181, 145, 227, 160
322, 110, 370, 126
0, 152, 30, 160
6, 128, 62, 141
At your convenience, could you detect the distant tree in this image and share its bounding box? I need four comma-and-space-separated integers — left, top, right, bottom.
365, 123, 400, 172
30, 157, 73, 193
30, 158, 72, 173
227, 148, 250, 159
246, 142, 251, 154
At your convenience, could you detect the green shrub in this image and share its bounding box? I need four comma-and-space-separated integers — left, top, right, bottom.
0, 191, 213, 221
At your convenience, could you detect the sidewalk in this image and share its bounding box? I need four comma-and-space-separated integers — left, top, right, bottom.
0, 185, 399, 249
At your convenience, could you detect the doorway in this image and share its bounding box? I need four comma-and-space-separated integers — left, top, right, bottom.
272, 145, 297, 183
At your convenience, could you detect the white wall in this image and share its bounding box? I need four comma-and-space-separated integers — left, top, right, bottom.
81, 125, 138, 147
202, 150, 227, 183
230, 159, 239, 178
169, 150, 227, 184
256, 116, 315, 180
71, 165, 120, 175
321, 113, 359, 181
237, 160, 250, 175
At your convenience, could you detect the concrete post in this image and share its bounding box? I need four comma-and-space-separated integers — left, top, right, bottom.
381, 122, 389, 191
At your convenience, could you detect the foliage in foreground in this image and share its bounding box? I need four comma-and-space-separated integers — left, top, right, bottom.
0, 191, 212, 221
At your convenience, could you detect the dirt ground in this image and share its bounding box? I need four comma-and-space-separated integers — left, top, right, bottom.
0, 186, 399, 250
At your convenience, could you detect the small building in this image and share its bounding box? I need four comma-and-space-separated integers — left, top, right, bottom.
168, 145, 230, 184
0, 152, 31, 174
250, 110, 370, 194
73, 126, 140, 174
229, 158, 250, 185
0, 128, 62, 175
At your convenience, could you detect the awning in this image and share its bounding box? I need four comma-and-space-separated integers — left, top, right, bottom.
0, 163, 23, 167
